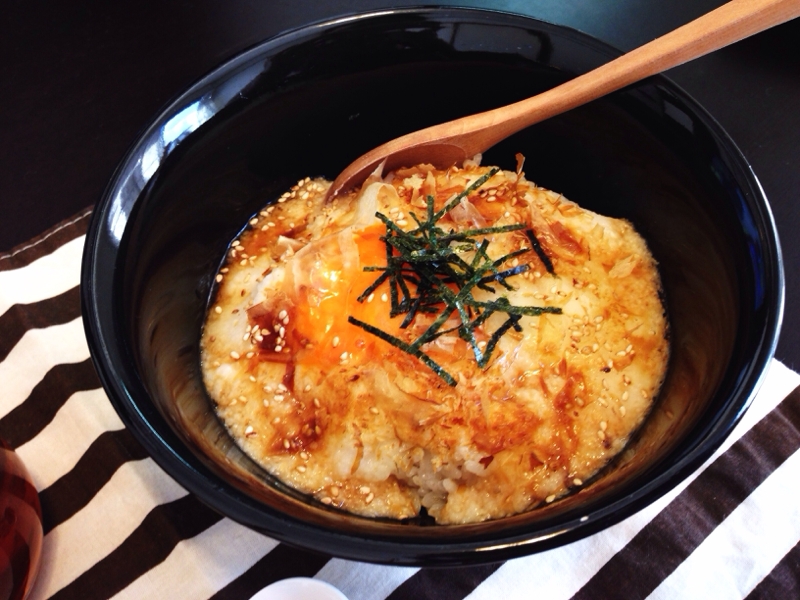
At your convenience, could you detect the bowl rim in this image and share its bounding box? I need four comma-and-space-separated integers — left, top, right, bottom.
81, 6, 785, 565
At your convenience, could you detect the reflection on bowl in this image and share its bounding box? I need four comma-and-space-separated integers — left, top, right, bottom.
81, 8, 783, 565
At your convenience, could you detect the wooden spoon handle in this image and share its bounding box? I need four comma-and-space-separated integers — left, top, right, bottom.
329, 0, 799, 197
464, 0, 800, 150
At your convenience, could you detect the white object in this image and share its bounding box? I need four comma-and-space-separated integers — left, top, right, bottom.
249, 577, 348, 600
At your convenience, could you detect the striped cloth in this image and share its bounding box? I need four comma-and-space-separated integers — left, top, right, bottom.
2, 210, 800, 600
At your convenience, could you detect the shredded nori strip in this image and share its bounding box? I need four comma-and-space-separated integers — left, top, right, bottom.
524, 228, 555, 274
348, 167, 562, 385
348, 316, 456, 386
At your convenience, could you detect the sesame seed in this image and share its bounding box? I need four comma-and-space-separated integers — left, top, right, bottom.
243, 332, 251, 341
365, 492, 374, 504
620, 406, 627, 416
300, 451, 309, 460
214, 306, 222, 314
304, 384, 312, 392
381, 293, 388, 302
215, 274, 223, 283
545, 494, 556, 503
369, 406, 379, 415
340, 351, 349, 362
597, 430, 606, 440
274, 345, 283, 352
600, 421, 608, 431
283, 439, 290, 449
332, 336, 340, 348
296, 465, 307, 473
245, 425, 254, 435
595, 315, 604, 323
622, 391, 629, 401
396, 219, 408, 227
278, 309, 288, 320
230, 351, 240, 360
249, 375, 257, 383
573, 478, 583, 486
321, 496, 332, 505
314, 425, 322, 435
273, 417, 281, 424
263, 399, 270, 407
313, 398, 320, 408
641, 390, 649, 399
367, 293, 375, 303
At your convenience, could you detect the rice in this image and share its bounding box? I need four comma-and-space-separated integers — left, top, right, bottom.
200, 159, 669, 524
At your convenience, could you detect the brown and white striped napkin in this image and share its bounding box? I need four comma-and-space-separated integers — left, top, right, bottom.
1, 210, 799, 600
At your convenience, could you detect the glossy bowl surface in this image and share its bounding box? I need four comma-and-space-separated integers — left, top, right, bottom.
82, 8, 783, 565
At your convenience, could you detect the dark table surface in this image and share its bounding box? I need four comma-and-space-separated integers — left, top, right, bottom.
2, 0, 798, 369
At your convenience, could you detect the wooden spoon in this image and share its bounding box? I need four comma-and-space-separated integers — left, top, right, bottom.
328, 0, 800, 198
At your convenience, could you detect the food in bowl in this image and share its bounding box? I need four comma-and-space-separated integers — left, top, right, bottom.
200, 158, 669, 524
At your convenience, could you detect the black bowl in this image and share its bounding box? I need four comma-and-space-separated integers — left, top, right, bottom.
81, 8, 783, 565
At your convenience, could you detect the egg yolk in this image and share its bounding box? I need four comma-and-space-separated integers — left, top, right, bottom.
291, 222, 406, 367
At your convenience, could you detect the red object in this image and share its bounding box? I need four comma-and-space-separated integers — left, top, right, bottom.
0, 441, 42, 600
